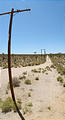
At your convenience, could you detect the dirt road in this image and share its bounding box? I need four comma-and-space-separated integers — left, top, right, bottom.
0, 56, 65, 120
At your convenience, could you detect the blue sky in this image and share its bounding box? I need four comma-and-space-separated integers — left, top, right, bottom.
0, 0, 65, 54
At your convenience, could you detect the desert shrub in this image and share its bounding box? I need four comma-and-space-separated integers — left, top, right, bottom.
35, 77, 39, 80
48, 106, 51, 110
31, 69, 41, 73
19, 75, 26, 80
1, 97, 22, 113
23, 106, 31, 114
3, 64, 8, 69
38, 67, 41, 71
45, 66, 51, 71
28, 92, 31, 97
27, 102, 33, 107
24, 79, 31, 85
50, 65, 56, 69
42, 69, 46, 73
7, 82, 10, 90
7, 77, 20, 89
61, 67, 65, 75
63, 83, 65, 87
0, 98, 3, 108
1, 97, 12, 113
29, 88, 33, 91
17, 98, 22, 104
57, 76, 64, 83
46, 73, 48, 75
12, 77, 21, 87
23, 71, 27, 75
6, 89, 8, 94
23, 102, 32, 114
31, 69, 38, 73
49, 54, 65, 72
38, 70, 41, 73
12, 102, 21, 112
22, 64, 26, 67
57, 64, 65, 75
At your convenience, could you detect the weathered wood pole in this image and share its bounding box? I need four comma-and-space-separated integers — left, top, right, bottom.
8, 8, 25, 120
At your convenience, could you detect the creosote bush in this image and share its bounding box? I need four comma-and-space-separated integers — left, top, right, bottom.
45, 66, 52, 71
50, 65, 56, 69
1, 97, 12, 113
42, 69, 46, 73
46, 72, 48, 75
35, 77, 39, 80
49, 54, 65, 76
38, 67, 42, 71
23, 71, 27, 75
13, 77, 21, 87
23, 102, 32, 114
0, 98, 3, 108
12, 102, 21, 112
24, 79, 31, 85
48, 106, 51, 110
1, 97, 22, 113
31, 69, 41, 73
7, 77, 21, 89
28, 92, 31, 97
57, 65, 65, 75
17, 98, 22, 104
63, 83, 65, 87
57, 76, 64, 83
27, 102, 33, 107
19, 75, 26, 80
23, 106, 31, 114
6, 89, 8, 94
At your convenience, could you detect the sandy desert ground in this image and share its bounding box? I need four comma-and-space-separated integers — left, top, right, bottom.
0, 56, 65, 120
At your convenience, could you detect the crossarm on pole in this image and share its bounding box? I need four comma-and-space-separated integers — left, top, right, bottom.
0, 9, 31, 16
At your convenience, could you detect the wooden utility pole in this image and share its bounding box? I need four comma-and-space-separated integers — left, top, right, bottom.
41, 49, 46, 63
0, 8, 31, 120
41, 49, 46, 55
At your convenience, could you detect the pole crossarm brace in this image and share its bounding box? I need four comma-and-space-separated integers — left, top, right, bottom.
0, 9, 31, 16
